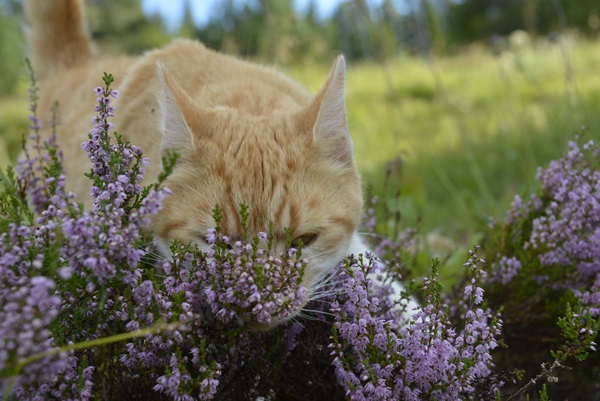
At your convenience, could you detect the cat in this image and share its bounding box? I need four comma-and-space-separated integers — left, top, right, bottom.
24, 0, 417, 326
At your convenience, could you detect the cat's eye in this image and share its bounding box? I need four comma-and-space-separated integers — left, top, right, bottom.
291, 233, 318, 248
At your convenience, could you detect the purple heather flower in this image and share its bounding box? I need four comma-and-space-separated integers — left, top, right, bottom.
205, 228, 217, 245
201, 231, 308, 326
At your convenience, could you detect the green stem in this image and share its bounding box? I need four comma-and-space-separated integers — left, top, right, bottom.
3, 317, 195, 400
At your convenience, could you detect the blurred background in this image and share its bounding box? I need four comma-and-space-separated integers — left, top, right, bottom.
1, 0, 600, 264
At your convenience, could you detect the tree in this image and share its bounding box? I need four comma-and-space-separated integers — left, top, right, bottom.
448, 0, 600, 45
86, 0, 171, 55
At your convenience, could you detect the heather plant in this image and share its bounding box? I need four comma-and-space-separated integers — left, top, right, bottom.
0, 70, 174, 399
329, 248, 502, 401
488, 135, 600, 309
3, 66, 599, 401
485, 134, 600, 316
482, 133, 600, 399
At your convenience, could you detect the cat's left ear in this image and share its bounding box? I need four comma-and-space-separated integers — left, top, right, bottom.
296, 55, 354, 167
156, 63, 196, 153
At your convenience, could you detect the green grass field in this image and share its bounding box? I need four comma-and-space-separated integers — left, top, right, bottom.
0, 92, 28, 168
292, 37, 600, 249
2, 37, 600, 264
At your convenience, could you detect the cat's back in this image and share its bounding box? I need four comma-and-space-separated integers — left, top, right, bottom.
120, 39, 312, 115
26, 0, 317, 201
111, 39, 313, 181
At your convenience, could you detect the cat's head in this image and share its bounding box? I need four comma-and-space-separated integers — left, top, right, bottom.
151, 56, 363, 326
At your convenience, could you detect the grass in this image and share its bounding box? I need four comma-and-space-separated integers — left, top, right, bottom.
0, 94, 27, 170
292, 37, 600, 246
2, 37, 600, 259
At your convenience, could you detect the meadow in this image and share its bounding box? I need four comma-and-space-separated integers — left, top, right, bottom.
291, 36, 600, 245
1, 36, 600, 400
3, 36, 600, 254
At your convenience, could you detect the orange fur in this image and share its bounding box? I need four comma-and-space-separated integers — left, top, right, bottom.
25, 0, 364, 319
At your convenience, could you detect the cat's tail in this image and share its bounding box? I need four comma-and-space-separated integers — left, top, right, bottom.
23, 0, 95, 79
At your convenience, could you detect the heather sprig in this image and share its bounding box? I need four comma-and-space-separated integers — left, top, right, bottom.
360, 195, 419, 324
82, 72, 157, 216
363, 195, 419, 281
551, 300, 599, 362
329, 253, 398, 401
506, 299, 599, 401
203, 209, 308, 327
14, 60, 65, 214
64, 72, 169, 287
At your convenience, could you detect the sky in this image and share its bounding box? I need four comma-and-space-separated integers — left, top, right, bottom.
140, 0, 345, 32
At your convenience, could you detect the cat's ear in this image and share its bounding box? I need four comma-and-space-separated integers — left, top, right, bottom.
297, 55, 354, 166
156, 63, 196, 153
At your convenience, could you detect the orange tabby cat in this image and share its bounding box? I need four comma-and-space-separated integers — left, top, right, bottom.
24, 0, 416, 324
25, 0, 361, 303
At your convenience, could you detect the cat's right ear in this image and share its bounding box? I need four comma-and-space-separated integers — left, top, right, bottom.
156, 63, 196, 153
295, 55, 354, 167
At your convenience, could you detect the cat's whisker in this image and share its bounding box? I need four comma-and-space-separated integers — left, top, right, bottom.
308, 281, 343, 302
293, 311, 335, 326
356, 231, 391, 241
146, 251, 169, 263
140, 250, 169, 266
312, 269, 343, 290
317, 272, 339, 287
311, 286, 344, 295
307, 289, 344, 302
318, 275, 346, 286
142, 249, 163, 258
300, 308, 336, 317
289, 317, 306, 328
307, 298, 341, 304
294, 312, 325, 322
140, 252, 164, 262
292, 311, 311, 320
311, 284, 339, 297
312, 280, 346, 295
139, 256, 168, 269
